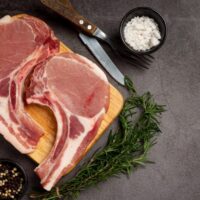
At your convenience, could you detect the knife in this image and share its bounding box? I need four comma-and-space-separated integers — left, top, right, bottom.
79, 33, 125, 85
41, 0, 99, 36
41, 0, 125, 85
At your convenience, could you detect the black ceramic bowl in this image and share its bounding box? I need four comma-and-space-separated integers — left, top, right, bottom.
120, 7, 166, 55
0, 159, 28, 200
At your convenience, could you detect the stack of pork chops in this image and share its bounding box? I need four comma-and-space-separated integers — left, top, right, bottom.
0, 15, 110, 191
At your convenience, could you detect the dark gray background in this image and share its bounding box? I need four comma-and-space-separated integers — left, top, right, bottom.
0, 0, 200, 200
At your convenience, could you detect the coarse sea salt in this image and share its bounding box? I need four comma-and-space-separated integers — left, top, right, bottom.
124, 16, 161, 51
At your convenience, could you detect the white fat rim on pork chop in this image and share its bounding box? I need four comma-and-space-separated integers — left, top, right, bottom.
0, 98, 34, 153
0, 15, 59, 153
0, 15, 13, 24
26, 53, 109, 190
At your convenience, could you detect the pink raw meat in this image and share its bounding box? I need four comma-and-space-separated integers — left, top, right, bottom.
0, 15, 59, 153
26, 52, 110, 190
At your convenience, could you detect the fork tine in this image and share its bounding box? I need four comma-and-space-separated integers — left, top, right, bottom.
124, 50, 154, 63
120, 51, 152, 66
146, 54, 154, 59
125, 58, 149, 69
132, 55, 152, 66
138, 54, 154, 62
116, 40, 155, 63
120, 53, 150, 69
126, 53, 152, 65
118, 47, 154, 63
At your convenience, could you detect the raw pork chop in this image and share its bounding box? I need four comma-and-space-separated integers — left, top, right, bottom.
0, 15, 59, 153
26, 53, 110, 190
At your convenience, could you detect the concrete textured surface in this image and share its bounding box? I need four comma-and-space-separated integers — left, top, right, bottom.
0, 0, 200, 200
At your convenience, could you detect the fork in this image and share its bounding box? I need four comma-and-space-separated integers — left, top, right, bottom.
94, 28, 153, 68
41, 0, 154, 68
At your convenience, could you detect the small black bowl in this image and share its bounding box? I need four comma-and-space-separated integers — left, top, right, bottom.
0, 159, 28, 200
120, 7, 166, 55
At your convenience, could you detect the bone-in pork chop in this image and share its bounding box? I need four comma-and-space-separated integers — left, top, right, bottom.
26, 53, 110, 190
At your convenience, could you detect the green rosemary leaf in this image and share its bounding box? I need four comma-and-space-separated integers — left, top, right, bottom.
30, 76, 165, 200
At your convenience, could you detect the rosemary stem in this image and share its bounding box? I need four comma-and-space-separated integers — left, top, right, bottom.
30, 76, 165, 200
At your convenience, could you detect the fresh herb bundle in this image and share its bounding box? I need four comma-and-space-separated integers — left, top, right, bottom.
30, 77, 165, 200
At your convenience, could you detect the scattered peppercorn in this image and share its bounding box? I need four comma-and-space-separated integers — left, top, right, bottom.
0, 161, 26, 200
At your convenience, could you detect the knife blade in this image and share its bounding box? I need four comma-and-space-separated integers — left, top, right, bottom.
79, 33, 125, 86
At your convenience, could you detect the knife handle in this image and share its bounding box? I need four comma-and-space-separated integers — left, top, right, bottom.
41, 0, 97, 35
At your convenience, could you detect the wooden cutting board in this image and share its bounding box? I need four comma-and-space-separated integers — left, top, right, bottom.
17, 15, 124, 173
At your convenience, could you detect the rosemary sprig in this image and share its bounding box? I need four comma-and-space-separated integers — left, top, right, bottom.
30, 76, 165, 200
